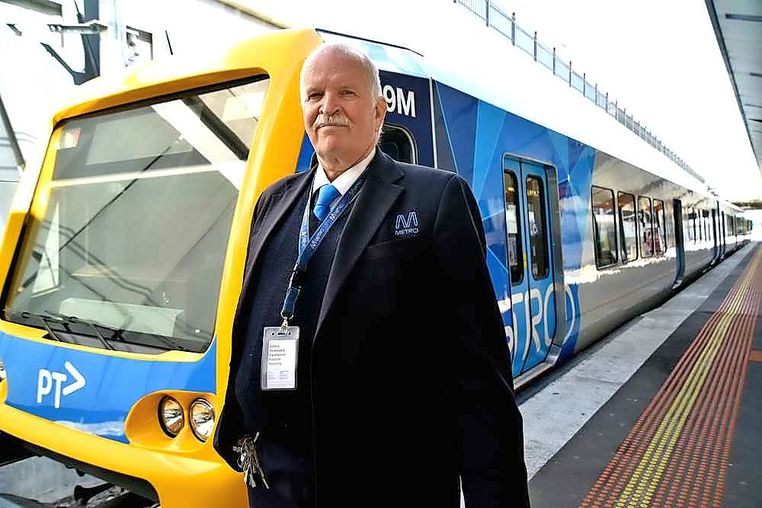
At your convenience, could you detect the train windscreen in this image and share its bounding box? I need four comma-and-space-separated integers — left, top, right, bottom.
3, 77, 270, 353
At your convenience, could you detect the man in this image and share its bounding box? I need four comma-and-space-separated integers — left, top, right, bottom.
215, 42, 529, 508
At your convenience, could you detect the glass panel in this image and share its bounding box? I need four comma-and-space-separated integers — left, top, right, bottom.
489, 5, 512, 37
526, 176, 549, 278
592, 186, 617, 267
537, 44, 553, 69
503, 171, 523, 285
703, 210, 710, 241
555, 59, 570, 80
571, 72, 584, 92
638, 196, 654, 257
618, 192, 637, 262
5, 77, 270, 353
515, 26, 534, 55
653, 199, 666, 255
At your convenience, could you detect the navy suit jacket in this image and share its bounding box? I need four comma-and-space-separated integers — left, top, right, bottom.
215, 151, 529, 507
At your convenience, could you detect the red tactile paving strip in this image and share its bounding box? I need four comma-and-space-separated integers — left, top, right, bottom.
579, 247, 762, 508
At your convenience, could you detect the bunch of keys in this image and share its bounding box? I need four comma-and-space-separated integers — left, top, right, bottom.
235, 432, 269, 489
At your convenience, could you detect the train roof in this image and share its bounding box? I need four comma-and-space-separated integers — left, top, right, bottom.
318, 28, 716, 202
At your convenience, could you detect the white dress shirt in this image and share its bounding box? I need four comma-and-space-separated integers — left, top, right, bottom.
311, 148, 376, 209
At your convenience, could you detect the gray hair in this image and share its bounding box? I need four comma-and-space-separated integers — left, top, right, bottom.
299, 43, 383, 102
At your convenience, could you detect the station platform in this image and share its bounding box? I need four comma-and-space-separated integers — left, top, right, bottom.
525, 242, 761, 508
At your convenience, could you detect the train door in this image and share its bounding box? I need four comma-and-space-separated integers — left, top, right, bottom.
721, 211, 727, 257
503, 156, 556, 376
673, 199, 685, 285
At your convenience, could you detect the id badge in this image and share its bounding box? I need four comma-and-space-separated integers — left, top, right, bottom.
261, 326, 300, 391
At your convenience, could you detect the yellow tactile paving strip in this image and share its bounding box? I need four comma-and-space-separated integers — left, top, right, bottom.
579, 247, 762, 508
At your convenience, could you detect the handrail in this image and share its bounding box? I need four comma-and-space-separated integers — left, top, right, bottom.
455, 0, 705, 184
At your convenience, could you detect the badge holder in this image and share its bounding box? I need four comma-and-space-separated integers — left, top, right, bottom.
260, 323, 299, 391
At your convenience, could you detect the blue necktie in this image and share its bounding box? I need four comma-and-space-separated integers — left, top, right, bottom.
313, 184, 340, 222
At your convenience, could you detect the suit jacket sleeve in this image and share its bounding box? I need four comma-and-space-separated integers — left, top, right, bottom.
213, 190, 272, 472
432, 175, 530, 507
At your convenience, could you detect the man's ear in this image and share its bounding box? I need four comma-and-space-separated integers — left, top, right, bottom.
374, 96, 387, 129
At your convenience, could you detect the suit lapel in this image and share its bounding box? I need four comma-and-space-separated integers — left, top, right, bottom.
238, 170, 314, 314
315, 152, 404, 338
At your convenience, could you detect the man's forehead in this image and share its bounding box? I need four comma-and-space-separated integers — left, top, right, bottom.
305, 48, 366, 74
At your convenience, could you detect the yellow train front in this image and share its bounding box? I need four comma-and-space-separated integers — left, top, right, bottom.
0, 29, 326, 506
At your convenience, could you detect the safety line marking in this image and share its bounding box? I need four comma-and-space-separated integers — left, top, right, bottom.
579, 247, 762, 508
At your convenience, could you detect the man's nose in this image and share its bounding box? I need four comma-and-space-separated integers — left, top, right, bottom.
319, 91, 340, 115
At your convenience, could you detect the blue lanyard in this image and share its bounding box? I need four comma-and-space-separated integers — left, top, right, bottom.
279, 175, 366, 326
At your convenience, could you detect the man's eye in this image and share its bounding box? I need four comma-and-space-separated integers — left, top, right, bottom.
307, 93, 322, 101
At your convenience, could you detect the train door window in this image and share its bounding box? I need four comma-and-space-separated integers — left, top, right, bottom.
592, 186, 618, 268
379, 125, 415, 163
638, 196, 654, 257
617, 192, 637, 262
503, 171, 523, 284
526, 176, 549, 278
702, 210, 710, 241
685, 210, 692, 243
653, 199, 666, 255
691, 209, 697, 243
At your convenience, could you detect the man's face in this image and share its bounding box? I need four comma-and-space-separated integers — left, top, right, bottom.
301, 49, 386, 169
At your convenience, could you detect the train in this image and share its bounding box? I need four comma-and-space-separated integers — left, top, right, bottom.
0, 28, 752, 506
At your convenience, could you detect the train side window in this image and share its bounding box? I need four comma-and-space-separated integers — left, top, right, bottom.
503, 171, 524, 285
379, 125, 416, 164
653, 199, 666, 255
617, 192, 637, 262
638, 196, 654, 257
526, 176, 549, 278
592, 186, 618, 268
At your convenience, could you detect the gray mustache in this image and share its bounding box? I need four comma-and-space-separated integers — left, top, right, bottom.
314, 113, 350, 129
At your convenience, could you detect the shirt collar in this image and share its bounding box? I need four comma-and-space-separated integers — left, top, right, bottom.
312, 148, 376, 196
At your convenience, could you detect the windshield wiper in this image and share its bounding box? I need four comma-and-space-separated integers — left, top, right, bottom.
44, 311, 115, 351
19, 311, 67, 343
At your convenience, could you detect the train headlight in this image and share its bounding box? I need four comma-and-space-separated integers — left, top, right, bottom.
158, 396, 184, 437
189, 398, 215, 442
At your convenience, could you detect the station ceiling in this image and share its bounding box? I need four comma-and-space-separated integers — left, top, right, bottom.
705, 0, 762, 188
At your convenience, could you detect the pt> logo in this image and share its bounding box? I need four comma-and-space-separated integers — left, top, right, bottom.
37, 361, 86, 409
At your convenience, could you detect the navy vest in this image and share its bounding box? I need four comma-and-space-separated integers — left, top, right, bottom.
234, 182, 353, 456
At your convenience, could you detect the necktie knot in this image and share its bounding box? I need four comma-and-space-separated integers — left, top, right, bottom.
313, 184, 340, 222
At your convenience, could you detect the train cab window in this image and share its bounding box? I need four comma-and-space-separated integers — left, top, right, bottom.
638, 196, 654, 257
653, 199, 666, 255
592, 186, 618, 268
503, 171, 524, 285
617, 192, 637, 262
526, 176, 549, 278
4, 76, 271, 353
378, 125, 415, 163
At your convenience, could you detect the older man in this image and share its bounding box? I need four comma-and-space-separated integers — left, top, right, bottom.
215, 43, 529, 508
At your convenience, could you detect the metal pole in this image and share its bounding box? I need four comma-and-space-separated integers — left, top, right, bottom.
511, 12, 516, 45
